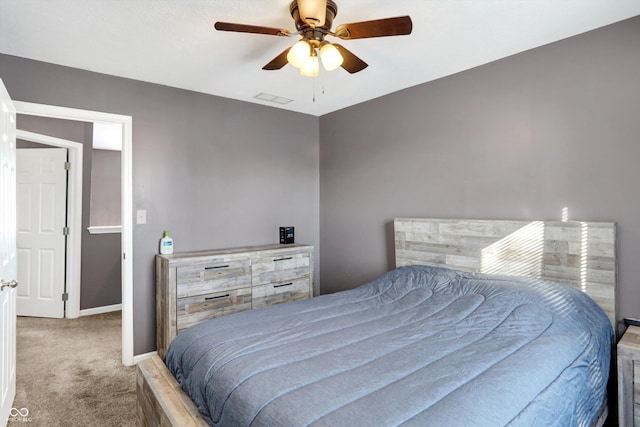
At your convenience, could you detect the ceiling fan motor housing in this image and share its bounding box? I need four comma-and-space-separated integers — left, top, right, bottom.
290, 0, 338, 38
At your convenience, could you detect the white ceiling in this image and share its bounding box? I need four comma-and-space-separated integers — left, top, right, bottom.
1, 1, 639, 116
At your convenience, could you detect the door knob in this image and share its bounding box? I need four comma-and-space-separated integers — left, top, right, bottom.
1, 279, 18, 291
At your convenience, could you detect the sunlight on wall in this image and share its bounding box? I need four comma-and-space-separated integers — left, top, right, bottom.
581, 222, 589, 292
480, 221, 545, 277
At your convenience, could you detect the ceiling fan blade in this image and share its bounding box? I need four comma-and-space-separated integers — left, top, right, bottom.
214, 21, 291, 37
262, 48, 292, 70
334, 16, 412, 40
332, 44, 368, 74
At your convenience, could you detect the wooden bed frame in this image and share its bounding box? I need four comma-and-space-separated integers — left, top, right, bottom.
137, 218, 617, 426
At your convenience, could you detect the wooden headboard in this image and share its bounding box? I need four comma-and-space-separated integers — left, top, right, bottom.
394, 218, 617, 328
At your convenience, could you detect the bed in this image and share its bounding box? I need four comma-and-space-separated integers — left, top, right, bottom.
137, 218, 616, 426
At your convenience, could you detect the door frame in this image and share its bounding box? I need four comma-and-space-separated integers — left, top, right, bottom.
14, 101, 134, 366
16, 136, 80, 318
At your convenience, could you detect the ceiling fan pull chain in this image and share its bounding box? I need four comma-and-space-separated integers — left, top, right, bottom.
310, 70, 318, 103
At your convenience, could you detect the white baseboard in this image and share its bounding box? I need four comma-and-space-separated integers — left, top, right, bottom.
133, 351, 158, 365
79, 303, 122, 317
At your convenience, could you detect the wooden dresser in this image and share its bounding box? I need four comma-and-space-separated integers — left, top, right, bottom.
156, 244, 313, 359
618, 325, 640, 426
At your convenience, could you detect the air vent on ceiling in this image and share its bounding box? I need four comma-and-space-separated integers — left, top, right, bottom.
254, 93, 293, 105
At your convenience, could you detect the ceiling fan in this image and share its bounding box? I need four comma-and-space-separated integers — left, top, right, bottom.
214, 0, 413, 76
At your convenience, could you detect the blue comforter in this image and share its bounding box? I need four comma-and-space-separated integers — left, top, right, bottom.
165, 265, 612, 426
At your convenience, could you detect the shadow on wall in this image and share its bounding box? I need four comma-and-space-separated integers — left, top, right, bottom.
385, 221, 395, 271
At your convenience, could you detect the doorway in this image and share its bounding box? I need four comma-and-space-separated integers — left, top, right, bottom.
14, 102, 134, 366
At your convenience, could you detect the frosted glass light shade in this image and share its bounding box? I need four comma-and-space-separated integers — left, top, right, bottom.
300, 55, 319, 77
298, 0, 327, 27
319, 42, 343, 71
287, 40, 312, 69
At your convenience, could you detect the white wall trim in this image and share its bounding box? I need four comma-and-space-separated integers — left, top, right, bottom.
80, 303, 122, 317
133, 351, 158, 365
14, 101, 135, 367
87, 225, 122, 234
16, 130, 83, 320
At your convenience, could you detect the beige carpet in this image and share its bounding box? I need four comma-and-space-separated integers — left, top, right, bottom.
10, 311, 136, 427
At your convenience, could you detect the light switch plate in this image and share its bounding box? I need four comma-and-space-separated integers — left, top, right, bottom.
136, 209, 147, 225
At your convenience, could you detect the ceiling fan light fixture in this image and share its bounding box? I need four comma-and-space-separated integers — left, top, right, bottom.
287, 39, 312, 68
215, 1, 411, 76
319, 42, 343, 71
300, 52, 319, 77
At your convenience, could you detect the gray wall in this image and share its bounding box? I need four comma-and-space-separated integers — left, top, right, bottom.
16, 115, 121, 310
1, 54, 320, 354
320, 16, 640, 332
90, 149, 121, 226
80, 143, 121, 309
16, 140, 55, 149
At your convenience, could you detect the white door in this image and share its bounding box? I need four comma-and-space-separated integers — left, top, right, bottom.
0, 79, 18, 426
16, 148, 67, 318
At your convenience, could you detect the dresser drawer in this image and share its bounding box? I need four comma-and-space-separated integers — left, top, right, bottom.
251, 253, 310, 287
177, 287, 252, 333
252, 277, 310, 309
176, 259, 250, 298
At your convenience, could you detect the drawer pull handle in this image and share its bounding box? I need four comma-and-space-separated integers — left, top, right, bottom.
274, 257, 293, 262
205, 294, 230, 300
205, 265, 230, 270
274, 283, 293, 288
